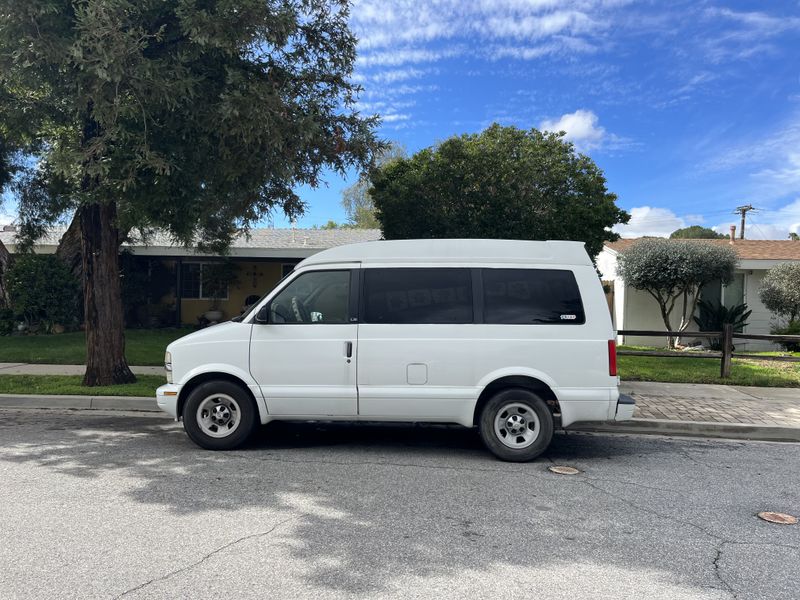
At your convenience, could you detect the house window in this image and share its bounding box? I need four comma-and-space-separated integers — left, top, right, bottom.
181, 263, 230, 300
723, 273, 745, 309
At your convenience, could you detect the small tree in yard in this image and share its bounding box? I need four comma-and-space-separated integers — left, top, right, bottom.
617, 239, 738, 347
369, 125, 629, 258
340, 142, 406, 228
759, 263, 800, 351
0, 0, 380, 385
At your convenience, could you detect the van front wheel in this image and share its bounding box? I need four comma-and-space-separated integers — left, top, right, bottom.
479, 389, 553, 462
183, 381, 257, 450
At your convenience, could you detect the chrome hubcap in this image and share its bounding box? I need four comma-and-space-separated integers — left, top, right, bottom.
494, 402, 540, 449
197, 394, 241, 438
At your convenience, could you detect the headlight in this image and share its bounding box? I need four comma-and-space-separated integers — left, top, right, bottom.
165, 351, 173, 383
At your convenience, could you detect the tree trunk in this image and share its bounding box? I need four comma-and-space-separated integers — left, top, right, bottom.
0, 237, 10, 308
56, 214, 84, 281
79, 202, 136, 386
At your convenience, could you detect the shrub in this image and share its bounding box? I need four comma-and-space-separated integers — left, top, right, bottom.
771, 320, 800, 353
693, 300, 752, 350
759, 262, 800, 322
6, 255, 81, 331
0, 307, 14, 336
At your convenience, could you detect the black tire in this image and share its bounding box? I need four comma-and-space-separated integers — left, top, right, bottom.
183, 380, 258, 450
478, 388, 554, 462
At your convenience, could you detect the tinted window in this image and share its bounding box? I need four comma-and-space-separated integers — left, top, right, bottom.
269, 270, 350, 324
364, 268, 473, 324
482, 269, 585, 324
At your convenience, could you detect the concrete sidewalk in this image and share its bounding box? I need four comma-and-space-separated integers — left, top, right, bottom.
0, 362, 163, 376
622, 381, 800, 427
1, 365, 799, 441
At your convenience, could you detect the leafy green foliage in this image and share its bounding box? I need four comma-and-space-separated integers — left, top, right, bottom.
0, 0, 381, 251
670, 226, 726, 239
617, 239, 738, 342
759, 262, 800, 322
5, 255, 81, 329
341, 142, 405, 228
0, 307, 14, 336
369, 124, 628, 258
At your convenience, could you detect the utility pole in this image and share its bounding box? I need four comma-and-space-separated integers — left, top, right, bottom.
734, 204, 755, 239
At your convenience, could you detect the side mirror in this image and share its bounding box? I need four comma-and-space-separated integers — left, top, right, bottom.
254, 304, 270, 324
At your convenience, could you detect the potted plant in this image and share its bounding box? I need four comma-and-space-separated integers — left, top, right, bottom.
202, 261, 238, 322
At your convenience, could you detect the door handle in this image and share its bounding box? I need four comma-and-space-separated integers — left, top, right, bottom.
345, 341, 353, 358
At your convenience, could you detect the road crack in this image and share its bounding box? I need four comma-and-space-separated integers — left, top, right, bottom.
113, 514, 298, 599
713, 542, 737, 599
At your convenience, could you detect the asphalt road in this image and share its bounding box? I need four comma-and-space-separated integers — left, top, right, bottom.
0, 409, 798, 600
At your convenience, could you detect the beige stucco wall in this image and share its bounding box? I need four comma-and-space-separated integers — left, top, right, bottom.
179, 261, 287, 324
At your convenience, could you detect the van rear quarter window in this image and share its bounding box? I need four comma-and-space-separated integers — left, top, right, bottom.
482, 268, 585, 324
363, 268, 473, 324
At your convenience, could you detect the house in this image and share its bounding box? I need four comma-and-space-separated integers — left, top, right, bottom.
0, 226, 382, 326
598, 232, 800, 350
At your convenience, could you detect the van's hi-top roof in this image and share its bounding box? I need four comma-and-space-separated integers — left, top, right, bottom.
297, 239, 592, 267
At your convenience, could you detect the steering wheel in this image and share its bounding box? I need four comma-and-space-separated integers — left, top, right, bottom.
291, 296, 312, 322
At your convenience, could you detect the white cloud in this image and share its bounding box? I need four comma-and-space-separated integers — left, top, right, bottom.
382, 113, 410, 123
539, 109, 605, 151
708, 113, 800, 201
613, 206, 690, 238
700, 7, 800, 63
611, 202, 800, 240
350, 0, 616, 69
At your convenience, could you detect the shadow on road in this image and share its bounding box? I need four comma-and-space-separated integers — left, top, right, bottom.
1, 409, 795, 598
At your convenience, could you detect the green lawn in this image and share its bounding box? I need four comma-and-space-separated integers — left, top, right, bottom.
0, 374, 165, 396
0, 328, 194, 365
618, 355, 800, 387
1, 331, 798, 394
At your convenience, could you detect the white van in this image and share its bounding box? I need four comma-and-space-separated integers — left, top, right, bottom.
157, 239, 634, 461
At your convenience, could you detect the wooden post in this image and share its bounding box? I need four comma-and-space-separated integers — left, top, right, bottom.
720, 323, 733, 378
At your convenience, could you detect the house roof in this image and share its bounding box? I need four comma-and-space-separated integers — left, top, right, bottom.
0, 226, 383, 258
604, 238, 800, 261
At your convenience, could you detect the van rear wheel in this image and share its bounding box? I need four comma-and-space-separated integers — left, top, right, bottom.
479, 389, 553, 462
183, 381, 257, 450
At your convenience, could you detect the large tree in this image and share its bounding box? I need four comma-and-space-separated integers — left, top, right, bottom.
340, 141, 405, 228
617, 238, 738, 347
670, 225, 725, 239
0, 0, 380, 385
369, 124, 629, 257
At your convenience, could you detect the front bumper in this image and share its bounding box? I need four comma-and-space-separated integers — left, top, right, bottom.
156, 383, 182, 419
615, 394, 635, 421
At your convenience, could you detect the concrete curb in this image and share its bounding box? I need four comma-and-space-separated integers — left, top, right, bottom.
1, 395, 799, 442
571, 419, 800, 443
0, 394, 158, 412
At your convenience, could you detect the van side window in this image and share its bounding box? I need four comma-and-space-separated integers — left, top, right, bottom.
482, 269, 585, 324
363, 268, 473, 324
269, 270, 350, 324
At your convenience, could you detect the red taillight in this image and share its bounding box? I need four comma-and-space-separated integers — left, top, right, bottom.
608, 340, 617, 376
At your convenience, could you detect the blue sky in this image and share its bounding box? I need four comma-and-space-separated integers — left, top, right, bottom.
280, 0, 800, 239
2, 1, 799, 239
